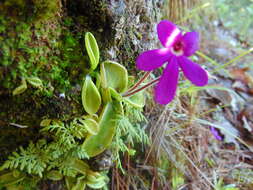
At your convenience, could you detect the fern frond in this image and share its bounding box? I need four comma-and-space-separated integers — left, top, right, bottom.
111, 102, 149, 171
124, 103, 147, 123
1, 140, 50, 177
70, 117, 88, 139
19, 176, 40, 190
68, 145, 89, 159
40, 121, 76, 147
116, 114, 149, 146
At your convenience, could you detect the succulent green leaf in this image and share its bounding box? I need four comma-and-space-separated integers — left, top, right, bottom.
102, 61, 128, 93
0, 171, 25, 186
83, 114, 99, 122
125, 91, 145, 108
12, 78, 27, 96
101, 87, 112, 103
86, 171, 104, 184
47, 170, 63, 181
82, 76, 101, 115
85, 32, 100, 71
100, 62, 107, 88
86, 180, 106, 189
83, 118, 99, 135
95, 72, 101, 89
82, 101, 123, 157
72, 177, 86, 190
71, 159, 90, 175
100, 63, 112, 102
26, 76, 43, 88
109, 87, 122, 101
40, 119, 51, 127
65, 176, 76, 190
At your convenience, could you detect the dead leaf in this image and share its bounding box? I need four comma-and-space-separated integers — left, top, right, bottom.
238, 104, 253, 123
232, 80, 248, 92
206, 88, 232, 105
230, 67, 253, 87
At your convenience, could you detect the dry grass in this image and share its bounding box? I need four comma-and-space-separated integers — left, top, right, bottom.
110, 0, 253, 189
111, 61, 253, 190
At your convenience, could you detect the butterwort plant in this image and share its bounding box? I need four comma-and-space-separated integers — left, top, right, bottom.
0, 31, 147, 190
124, 20, 208, 104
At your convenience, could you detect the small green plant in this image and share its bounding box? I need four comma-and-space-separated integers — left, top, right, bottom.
214, 178, 239, 190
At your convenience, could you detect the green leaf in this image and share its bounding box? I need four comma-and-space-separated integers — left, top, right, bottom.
101, 61, 128, 93
82, 76, 101, 115
83, 114, 99, 122
109, 87, 122, 101
82, 101, 123, 157
125, 91, 145, 108
72, 177, 86, 190
0, 171, 25, 186
40, 119, 51, 127
26, 76, 43, 88
100, 65, 112, 103
172, 168, 184, 190
100, 62, 107, 88
47, 170, 63, 181
12, 78, 27, 96
101, 88, 112, 103
71, 159, 90, 175
83, 118, 99, 135
85, 32, 100, 71
65, 176, 76, 190
86, 180, 106, 189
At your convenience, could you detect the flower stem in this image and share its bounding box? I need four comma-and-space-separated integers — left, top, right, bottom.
123, 71, 151, 95
122, 77, 160, 97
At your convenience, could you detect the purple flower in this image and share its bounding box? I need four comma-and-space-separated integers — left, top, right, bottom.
210, 127, 223, 141
136, 20, 208, 104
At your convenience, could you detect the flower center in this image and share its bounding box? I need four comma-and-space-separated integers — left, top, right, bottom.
171, 41, 184, 56
173, 41, 183, 52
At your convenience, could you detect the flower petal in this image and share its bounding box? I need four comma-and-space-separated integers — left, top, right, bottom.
178, 56, 208, 86
210, 127, 223, 141
157, 20, 182, 48
182, 31, 199, 56
154, 56, 179, 104
136, 48, 172, 71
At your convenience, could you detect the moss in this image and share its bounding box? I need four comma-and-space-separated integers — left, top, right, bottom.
0, 5, 87, 161
32, 0, 60, 21
0, 14, 89, 93
0, 0, 60, 22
